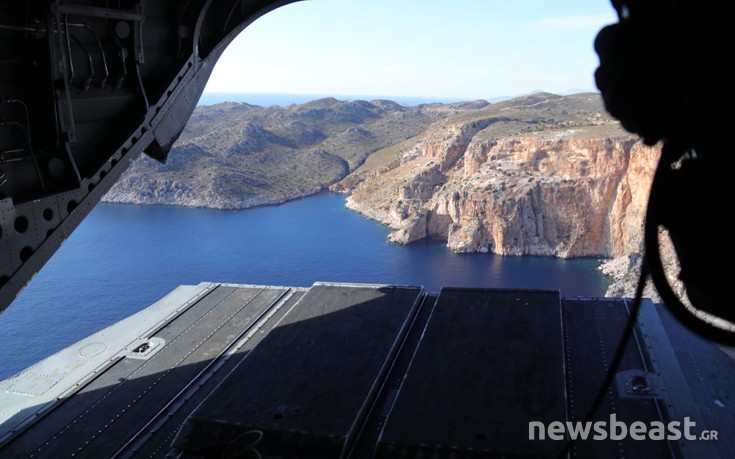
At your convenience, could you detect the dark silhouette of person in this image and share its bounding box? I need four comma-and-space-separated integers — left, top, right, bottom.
594, 0, 735, 341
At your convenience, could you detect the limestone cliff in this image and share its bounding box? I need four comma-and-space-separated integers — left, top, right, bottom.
600, 230, 682, 301
341, 93, 661, 263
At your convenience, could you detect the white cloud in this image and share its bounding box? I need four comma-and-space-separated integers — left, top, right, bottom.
535, 13, 616, 32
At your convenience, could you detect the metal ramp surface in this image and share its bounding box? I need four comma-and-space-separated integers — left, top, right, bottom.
0, 282, 732, 458
173, 283, 424, 457
376, 288, 566, 457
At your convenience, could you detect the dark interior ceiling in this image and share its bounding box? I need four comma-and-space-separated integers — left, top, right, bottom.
0, 0, 300, 313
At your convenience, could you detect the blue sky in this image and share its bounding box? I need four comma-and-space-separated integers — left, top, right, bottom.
203, 0, 617, 100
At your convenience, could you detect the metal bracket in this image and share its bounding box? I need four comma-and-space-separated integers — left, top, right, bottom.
51, 2, 146, 64
124, 337, 165, 360
616, 368, 661, 399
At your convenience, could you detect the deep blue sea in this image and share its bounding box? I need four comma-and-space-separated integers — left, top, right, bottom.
0, 192, 608, 379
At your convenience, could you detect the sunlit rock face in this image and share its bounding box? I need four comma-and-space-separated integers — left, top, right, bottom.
345, 118, 660, 260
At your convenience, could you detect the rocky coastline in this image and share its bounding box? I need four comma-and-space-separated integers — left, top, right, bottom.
105, 93, 670, 298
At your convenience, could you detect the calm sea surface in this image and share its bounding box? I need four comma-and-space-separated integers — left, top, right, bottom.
0, 192, 608, 379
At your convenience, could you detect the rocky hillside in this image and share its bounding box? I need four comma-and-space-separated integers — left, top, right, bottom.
339, 93, 660, 259
106, 92, 669, 298
104, 98, 487, 209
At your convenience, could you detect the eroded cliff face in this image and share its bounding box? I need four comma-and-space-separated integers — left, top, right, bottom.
343, 118, 660, 260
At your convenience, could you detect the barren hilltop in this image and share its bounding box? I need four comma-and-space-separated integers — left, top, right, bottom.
104, 93, 665, 298
104, 98, 486, 209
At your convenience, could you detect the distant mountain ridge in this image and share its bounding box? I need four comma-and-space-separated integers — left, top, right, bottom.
195, 90, 598, 108
104, 97, 486, 209
196, 92, 492, 107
